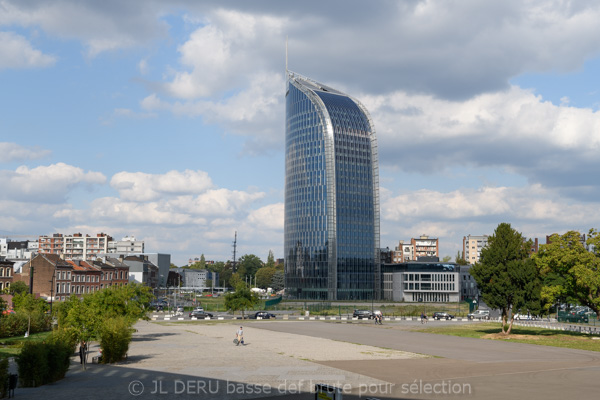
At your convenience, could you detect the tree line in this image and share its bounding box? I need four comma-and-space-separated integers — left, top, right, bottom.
175, 249, 285, 292
471, 223, 600, 334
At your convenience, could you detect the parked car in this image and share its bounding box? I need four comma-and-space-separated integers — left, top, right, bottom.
432, 312, 455, 320
353, 310, 374, 319
249, 311, 276, 319
189, 310, 214, 319
513, 313, 532, 320
176, 306, 184, 313
560, 311, 590, 323
467, 310, 490, 320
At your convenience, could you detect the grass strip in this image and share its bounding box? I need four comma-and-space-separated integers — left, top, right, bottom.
0, 331, 53, 358
415, 322, 600, 352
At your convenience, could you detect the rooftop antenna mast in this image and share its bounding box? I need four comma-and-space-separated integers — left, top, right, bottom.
285, 35, 288, 73
232, 231, 238, 273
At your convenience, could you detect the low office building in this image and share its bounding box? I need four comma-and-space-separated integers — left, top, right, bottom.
382, 262, 477, 303
122, 255, 159, 288
171, 268, 219, 290
108, 236, 145, 254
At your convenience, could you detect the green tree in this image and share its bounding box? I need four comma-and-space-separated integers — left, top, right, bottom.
455, 251, 468, 265
58, 283, 152, 345
229, 272, 243, 289
224, 283, 259, 318
441, 256, 452, 262
8, 281, 29, 296
271, 270, 285, 292
265, 250, 276, 269
534, 229, 600, 319
256, 267, 276, 289
207, 261, 225, 274
238, 254, 263, 281
189, 255, 207, 270
470, 223, 542, 334
219, 262, 233, 288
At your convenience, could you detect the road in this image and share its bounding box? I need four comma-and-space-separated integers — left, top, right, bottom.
254, 320, 600, 399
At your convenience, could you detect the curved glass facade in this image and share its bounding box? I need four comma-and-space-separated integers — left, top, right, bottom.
284, 72, 380, 300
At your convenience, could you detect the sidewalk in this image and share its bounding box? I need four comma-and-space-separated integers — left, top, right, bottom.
11, 320, 420, 399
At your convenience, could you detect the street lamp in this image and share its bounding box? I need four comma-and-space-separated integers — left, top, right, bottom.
49, 270, 56, 313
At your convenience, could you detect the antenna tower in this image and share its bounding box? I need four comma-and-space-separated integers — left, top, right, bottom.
232, 231, 238, 273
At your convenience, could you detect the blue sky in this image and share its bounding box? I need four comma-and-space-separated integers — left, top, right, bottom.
1, 0, 600, 266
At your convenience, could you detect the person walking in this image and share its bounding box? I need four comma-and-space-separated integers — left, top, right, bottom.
421, 312, 428, 324
235, 326, 244, 346
79, 340, 87, 365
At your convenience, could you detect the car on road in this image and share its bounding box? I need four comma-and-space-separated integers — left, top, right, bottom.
432, 312, 455, 320
353, 310, 374, 319
467, 310, 490, 320
189, 310, 214, 319
249, 311, 276, 319
514, 313, 532, 320
176, 306, 184, 313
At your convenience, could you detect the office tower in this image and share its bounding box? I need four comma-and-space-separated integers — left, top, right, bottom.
284, 71, 380, 300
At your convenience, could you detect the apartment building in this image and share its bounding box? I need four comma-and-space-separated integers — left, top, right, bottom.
393, 240, 415, 263
38, 233, 112, 260
411, 235, 439, 259
463, 234, 489, 264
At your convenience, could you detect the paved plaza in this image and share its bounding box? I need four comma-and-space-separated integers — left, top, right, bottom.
12, 319, 600, 399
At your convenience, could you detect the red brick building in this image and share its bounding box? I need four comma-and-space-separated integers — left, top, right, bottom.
0, 260, 14, 292
13, 253, 130, 302
66, 260, 102, 297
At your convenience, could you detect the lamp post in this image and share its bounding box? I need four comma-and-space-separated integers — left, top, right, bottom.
49, 270, 56, 313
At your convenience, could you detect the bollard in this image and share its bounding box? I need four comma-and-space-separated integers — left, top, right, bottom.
8, 374, 17, 398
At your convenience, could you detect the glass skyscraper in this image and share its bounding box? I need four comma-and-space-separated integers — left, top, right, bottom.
284, 71, 380, 300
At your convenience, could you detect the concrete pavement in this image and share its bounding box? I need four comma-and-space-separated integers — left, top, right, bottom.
10, 319, 600, 400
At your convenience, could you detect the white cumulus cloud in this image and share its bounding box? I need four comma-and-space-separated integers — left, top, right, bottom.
0, 163, 106, 203
0, 142, 51, 162
111, 169, 214, 202
0, 31, 56, 69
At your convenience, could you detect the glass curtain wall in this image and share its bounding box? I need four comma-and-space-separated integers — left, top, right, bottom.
285, 72, 380, 300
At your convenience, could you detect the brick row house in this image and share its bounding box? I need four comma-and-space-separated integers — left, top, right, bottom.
0, 260, 14, 292
13, 253, 130, 302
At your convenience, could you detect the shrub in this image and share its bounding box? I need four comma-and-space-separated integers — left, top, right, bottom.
16, 329, 75, 387
99, 316, 133, 364
45, 329, 77, 381
16, 341, 48, 387
0, 311, 51, 339
0, 313, 28, 338
29, 311, 52, 334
